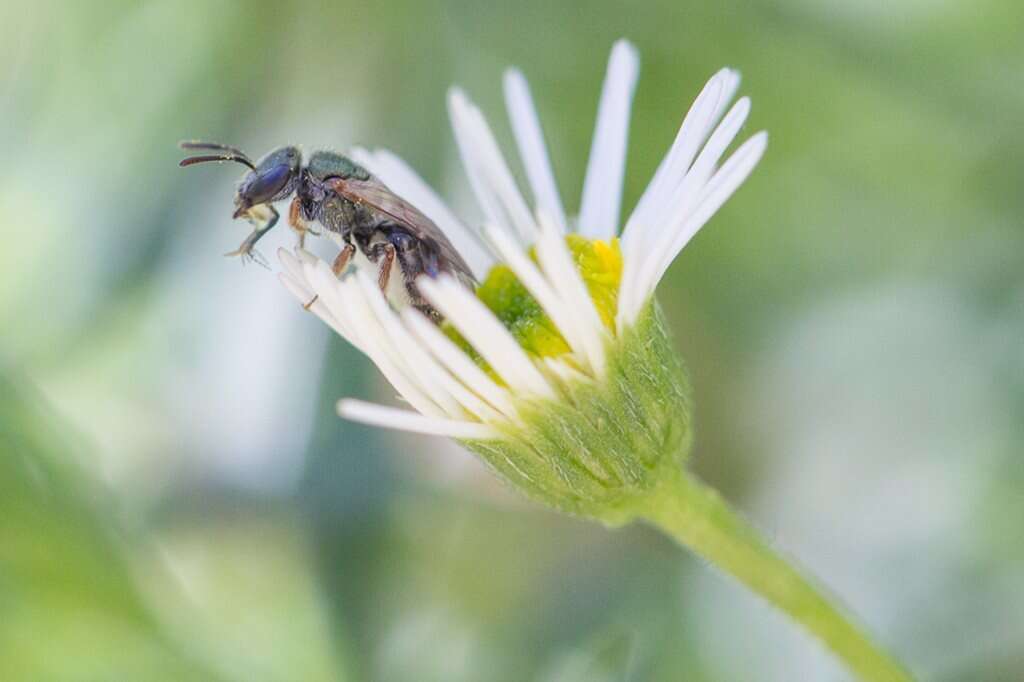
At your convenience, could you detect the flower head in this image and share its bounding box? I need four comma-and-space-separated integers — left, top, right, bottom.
278, 40, 766, 520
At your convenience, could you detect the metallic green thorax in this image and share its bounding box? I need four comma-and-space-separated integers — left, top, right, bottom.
461, 302, 693, 523
305, 151, 370, 181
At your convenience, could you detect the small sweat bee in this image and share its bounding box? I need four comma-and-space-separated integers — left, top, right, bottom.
179, 141, 475, 321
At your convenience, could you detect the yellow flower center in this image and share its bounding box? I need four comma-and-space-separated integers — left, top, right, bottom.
444, 236, 622, 370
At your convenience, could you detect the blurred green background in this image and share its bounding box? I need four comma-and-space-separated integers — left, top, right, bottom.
1, 0, 1022, 680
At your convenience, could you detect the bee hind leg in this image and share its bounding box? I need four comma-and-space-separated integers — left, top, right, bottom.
372, 243, 397, 293
391, 232, 444, 323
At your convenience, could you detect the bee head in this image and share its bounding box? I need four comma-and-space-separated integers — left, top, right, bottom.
179, 142, 302, 218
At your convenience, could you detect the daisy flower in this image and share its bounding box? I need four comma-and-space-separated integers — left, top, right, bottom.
275, 41, 912, 680
277, 40, 763, 513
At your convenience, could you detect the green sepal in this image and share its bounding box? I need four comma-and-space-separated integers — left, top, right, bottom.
459, 301, 692, 523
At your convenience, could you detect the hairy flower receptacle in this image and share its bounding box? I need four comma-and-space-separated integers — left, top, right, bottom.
460, 302, 692, 522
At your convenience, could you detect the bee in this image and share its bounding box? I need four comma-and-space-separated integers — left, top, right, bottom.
179, 141, 475, 321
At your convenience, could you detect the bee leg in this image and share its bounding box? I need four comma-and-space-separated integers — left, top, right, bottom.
227, 204, 279, 267
388, 231, 443, 323
372, 243, 397, 293
287, 197, 320, 249
288, 198, 305, 248
303, 243, 355, 310
332, 243, 356, 276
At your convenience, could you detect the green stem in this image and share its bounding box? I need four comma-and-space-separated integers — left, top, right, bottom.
632, 468, 914, 682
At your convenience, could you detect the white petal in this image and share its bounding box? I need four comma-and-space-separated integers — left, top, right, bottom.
278, 270, 360, 349
278, 247, 310, 286
542, 356, 593, 388
279, 269, 312, 302
503, 69, 568, 233
623, 68, 739, 254
618, 131, 766, 329
533, 214, 607, 378
645, 132, 767, 297
578, 39, 639, 239
354, 270, 466, 419
331, 271, 446, 417
338, 399, 498, 440
483, 222, 596, 375
307, 264, 443, 418
293, 260, 362, 348
350, 147, 494, 280
620, 96, 752, 321
417, 274, 555, 400
402, 308, 519, 419
419, 364, 505, 425
666, 96, 752, 209
352, 271, 505, 424
621, 98, 753, 324
617, 81, 754, 330
448, 88, 539, 245
294, 247, 319, 267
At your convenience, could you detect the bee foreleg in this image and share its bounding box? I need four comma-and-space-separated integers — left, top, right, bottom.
227, 204, 278, 267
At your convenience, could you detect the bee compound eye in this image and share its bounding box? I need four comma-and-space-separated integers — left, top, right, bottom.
244, 164, 292, 204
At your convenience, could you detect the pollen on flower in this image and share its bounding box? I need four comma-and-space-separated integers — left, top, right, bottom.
443, 235, 623, 376
570, 235, 622, 331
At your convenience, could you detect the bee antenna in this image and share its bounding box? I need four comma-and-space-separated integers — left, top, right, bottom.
179, 153, 257, 171
178, 140, 255, 165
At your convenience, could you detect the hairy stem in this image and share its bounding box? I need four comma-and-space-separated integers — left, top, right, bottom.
632, 467, 914, 681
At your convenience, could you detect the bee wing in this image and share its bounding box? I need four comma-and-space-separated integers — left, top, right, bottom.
327, 175, 477, 286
